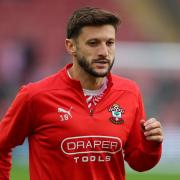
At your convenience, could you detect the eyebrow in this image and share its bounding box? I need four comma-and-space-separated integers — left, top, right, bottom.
86, 38, 115, 42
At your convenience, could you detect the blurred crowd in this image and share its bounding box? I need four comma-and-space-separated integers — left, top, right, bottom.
0, 39, 68, 117
117, 69, 180, 127
0, 40, 36, 116
0, 0, 180, 125
0, 1, 180, 170
0, 39, 180, 128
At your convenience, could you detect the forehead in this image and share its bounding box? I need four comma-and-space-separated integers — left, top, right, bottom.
78, 25, 116, 41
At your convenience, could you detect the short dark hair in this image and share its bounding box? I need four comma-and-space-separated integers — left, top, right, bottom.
67, 7, 121, 39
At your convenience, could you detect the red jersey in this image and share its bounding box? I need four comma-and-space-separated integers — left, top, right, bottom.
0, 64, 162, 180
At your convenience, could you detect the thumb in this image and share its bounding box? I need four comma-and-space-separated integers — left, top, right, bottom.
140, 119, 146, 132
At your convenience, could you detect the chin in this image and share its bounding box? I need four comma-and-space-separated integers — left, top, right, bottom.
93, 71, 109, 77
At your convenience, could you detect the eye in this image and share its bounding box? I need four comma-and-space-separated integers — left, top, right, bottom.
87, 40, 99, 47
106, 40, 115, 46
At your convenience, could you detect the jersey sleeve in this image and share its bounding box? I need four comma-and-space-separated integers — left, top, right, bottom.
124, 90, 162, 172
0, 86, 33, 179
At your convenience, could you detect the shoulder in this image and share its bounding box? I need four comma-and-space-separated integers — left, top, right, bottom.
20, 69, 65, 99
111, 74, 141, 97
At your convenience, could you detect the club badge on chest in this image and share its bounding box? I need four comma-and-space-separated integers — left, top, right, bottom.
109, 104, 125, 124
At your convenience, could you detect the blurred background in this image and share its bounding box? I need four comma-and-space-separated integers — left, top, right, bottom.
0, 0, 180, 179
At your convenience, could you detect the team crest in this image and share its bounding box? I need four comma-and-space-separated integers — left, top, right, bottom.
109, 104, 125, 124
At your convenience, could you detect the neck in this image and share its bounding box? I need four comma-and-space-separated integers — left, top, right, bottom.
68, 64, 105, 90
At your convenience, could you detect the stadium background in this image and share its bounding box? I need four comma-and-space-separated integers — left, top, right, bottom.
0, 0, 179, 179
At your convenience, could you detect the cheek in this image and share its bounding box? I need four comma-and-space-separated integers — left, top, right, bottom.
109, 50, 115, 60
77, 45, 100, 60
82, 49, 97, 59
109, 47, 115, 55
76, 51, 93, 63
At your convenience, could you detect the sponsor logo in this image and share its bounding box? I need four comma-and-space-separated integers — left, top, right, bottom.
61, 136, 122, 163
58, 106, 72, 121
109, 104, 125, 124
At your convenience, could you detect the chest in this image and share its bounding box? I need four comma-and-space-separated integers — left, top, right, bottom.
30, 89, 138, 150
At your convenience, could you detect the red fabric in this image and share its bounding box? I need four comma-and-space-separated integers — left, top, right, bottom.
0, 64, 162, 180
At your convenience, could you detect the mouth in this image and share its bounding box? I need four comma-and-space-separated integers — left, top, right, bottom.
93, 59, 109, 64
93, 60, 110, 69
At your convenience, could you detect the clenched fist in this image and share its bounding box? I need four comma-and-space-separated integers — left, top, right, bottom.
141, 118, 163, 143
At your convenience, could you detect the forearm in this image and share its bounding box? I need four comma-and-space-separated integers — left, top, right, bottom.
0, 86, 32, 179
0, 149, 12, 180
125, 138, 162, 171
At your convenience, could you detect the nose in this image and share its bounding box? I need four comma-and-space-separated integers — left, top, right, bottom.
97, 43, 109, 57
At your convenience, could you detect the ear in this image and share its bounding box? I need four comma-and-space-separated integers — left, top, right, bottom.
65, 39, 77, 56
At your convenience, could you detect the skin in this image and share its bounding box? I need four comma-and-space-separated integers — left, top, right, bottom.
65, 24, 163, 144
141, 118, 163, 143
65, 25, 115, 90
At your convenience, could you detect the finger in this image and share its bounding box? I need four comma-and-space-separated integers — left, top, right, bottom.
140, 119, 146, 131
144, 128, 163, 137
145, 135, 163, 143
144, 118, 157, 126
144, 121, 161, 131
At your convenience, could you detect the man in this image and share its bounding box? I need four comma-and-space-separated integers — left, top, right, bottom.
0, 7, 163, 180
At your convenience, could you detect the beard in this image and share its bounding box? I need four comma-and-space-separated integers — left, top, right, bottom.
77, 55, 114, 77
